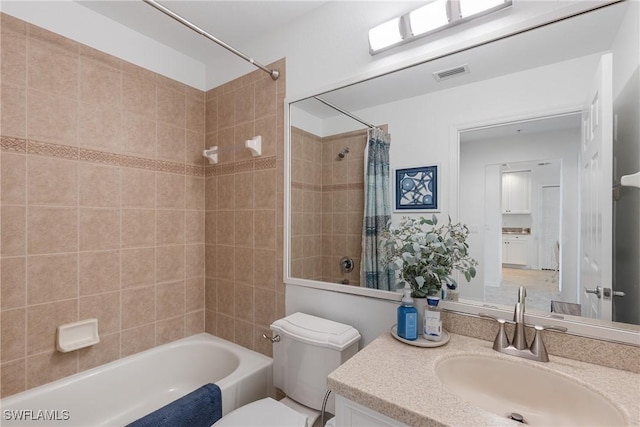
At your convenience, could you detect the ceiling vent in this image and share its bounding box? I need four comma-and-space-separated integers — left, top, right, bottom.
433, 64, 470, 81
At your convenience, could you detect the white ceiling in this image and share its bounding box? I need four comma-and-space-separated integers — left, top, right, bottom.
76, 0, 329, 63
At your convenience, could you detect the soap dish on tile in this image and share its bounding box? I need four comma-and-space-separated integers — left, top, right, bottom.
390, 324, 450, 348
56, 319, 100, 353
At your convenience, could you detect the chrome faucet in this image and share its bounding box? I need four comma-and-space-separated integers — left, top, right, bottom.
480, 286, 567, 362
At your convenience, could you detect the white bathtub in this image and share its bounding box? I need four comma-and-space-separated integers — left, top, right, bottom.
1, 333, 273, 426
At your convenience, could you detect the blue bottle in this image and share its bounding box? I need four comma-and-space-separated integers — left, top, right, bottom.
397, 290, 418, 340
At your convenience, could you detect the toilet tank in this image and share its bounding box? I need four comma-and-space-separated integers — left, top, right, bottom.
271, 312, 361, 411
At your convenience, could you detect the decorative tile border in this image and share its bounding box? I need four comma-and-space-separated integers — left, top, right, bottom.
1, 135, 206, 176
322, 183, 363, 192
0, 136, 27, 153
204, 156, 278, 177
292, 181, 322, 192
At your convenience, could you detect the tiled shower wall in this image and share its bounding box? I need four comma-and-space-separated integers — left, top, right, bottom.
0, 14, 207, 397
290, 127, 365, 286
203, 59, 286, 357
290, 127, 323, 281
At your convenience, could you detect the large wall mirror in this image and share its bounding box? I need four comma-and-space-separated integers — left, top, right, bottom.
286, 1, 639, 340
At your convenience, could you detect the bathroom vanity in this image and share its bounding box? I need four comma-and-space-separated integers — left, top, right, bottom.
327, 332, 640, 426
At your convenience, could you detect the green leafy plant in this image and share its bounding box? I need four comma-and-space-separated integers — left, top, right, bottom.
382, 215, 478, 298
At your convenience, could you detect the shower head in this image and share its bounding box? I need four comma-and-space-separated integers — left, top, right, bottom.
338, 147, 350, 159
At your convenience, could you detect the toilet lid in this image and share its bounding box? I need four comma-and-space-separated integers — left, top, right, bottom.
212, 398, 308, 427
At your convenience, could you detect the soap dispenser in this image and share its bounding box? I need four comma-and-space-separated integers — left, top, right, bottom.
397, 289, 418, 340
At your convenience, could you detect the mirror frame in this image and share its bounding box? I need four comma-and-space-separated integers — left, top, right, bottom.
284, 0, 640, 346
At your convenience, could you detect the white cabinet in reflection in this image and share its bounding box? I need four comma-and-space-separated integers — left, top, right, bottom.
502, 235, 529, 265
502, 171, 531, 213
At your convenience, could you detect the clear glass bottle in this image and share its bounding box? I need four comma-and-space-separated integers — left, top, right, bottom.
423, 295, 442, 341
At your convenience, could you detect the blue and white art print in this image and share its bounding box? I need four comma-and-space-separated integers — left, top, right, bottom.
395, 165, 438, 211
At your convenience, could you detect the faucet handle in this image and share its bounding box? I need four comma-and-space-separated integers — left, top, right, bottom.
479, 313, 512, 350
530, 324, 568, 362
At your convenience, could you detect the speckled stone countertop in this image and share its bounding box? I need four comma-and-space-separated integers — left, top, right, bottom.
327, 332, 640, 426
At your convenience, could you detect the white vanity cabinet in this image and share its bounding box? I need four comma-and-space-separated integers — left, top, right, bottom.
334, 395, 410, 427
502, 171, 531, 213
502, 234, 529, 265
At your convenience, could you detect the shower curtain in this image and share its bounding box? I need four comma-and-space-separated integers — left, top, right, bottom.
362, 127, 394, 290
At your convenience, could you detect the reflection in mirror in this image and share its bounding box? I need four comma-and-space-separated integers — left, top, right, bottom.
287, 1, 639, 332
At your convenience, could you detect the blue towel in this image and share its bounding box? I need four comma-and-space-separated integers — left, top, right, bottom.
126, 383, 222, 427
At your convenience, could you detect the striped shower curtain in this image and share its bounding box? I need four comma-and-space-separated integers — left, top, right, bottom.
362, 128, 394, 290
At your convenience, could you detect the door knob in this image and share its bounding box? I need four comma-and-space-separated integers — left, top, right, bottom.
585, 286, 602, 298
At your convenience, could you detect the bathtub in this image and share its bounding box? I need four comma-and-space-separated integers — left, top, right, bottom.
1, 333, 273, 426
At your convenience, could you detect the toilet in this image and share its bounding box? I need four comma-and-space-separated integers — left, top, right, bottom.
213, 312, 361, 427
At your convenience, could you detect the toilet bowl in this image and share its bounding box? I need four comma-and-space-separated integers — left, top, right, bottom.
213, 313, 361, 427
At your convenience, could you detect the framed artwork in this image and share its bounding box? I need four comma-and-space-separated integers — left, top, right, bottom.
394, 165, 439, 211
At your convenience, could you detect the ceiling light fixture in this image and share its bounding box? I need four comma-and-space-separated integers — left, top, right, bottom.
409, 0, 450, 37
368, 17, 403, 52
369, 0, 511, 55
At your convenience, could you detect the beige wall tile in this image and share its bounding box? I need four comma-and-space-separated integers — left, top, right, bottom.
78, 332, 120, 371
254, 288, 276, 327
156, 316, 185, 345
185, 310, 205, 336
185, 244, 204, 278
254, 169, 276, 210
122, 73, 156, 118
1, 359, 26, 398
186, 277, 204, 312
255, 210, 276, 249
205, 245, 216, 278
186, 210, 205, 244
29, 206, 76, 255
79, 250, 120, 296
27, 90, 77, 145
121, 169, 155, 209
156, 281, 185, 320
205, 278, 216, 311
79, 58, 121, 107
157, 122, 185, 164
205, 177, 217, 211
121, 324, 155, 358
185, 130, 205, 165
78, 102, 121, 153
27, 156, 77, 206
186, 176, 204, 210
234, 283, 254, 322
122, 113, 156, 158
1, 153, 26, 204
78, 163, 120, 207
217, 174, 235, 209
1, 257, 26, 310
254, 249, 276, 289
79, 292, 120, 335
205, 98, 218, 134
156, 209, 185, 245
26, 351, 77, 389
1, 308, 26, 362
234, 85, 254, 125
216, 211, 235, 246
216, 314, 235, 342
234, 172, 253, 209
1, 84, 26, 138
27, 254, 77, 305
216, 279, 234, 316
255, 115, 277, 157
1, 27, 27, 88
234, 247, 254, 285
234, 210, 254, 247
255, 79, 277, 120
218, 92, 235, 130
234, 319, 254, 350
121, 209, 155, 248
156, 245, 185, 283
157, 86, 185, 128
2, 205, 26, 256
121, 248, 155, 289
156, 173, 185, 209
121, 286, 155, 329
27, 38, 78, 98
186, 96, 204, 132
79, 208, 120, 251
27, 299, 77, 355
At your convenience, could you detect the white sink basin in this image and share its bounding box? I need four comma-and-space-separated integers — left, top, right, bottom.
436, 355, 627, 426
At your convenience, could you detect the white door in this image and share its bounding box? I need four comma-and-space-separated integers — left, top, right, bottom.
540, 186, 561, 271
580, 53, 613, 321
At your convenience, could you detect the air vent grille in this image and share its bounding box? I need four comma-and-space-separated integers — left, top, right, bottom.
433, 64, 470, 81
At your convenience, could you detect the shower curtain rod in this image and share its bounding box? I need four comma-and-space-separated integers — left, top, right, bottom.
142, 0, 280, 80
313, 96, 378, 130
